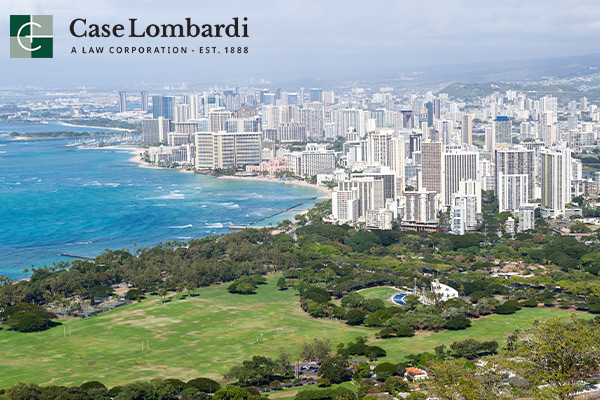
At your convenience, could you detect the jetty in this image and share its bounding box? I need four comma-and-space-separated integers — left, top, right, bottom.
59, 253, 94, 260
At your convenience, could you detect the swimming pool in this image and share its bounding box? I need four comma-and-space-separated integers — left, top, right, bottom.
391, 293, 407, 305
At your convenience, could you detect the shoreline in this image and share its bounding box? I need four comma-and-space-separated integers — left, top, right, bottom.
99, 145, 332, 197
218, 175, 331, 198
55, 121, 134, 132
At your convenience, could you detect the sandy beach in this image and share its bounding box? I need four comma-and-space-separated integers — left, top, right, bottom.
89, 145, 332, 196
218, 175, 331, 198
56, 121, 134, 132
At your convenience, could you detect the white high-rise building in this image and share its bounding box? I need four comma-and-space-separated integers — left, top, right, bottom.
451, 191, 478, 233
195, 131, 262, 169
332, 188, 359, 224
495, 146, 536, 212
335, 109, 366, 138
498, 174, 529, 213
541, 146, 572, 216
441, 145, 479, 207
337, 177, 385, 221
518, 203, 537, 232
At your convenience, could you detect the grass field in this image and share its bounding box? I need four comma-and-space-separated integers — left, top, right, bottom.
0, 275, 376, 389
0, 278, 590, 389
376, 307, 594, 360
357, 286, 400, 302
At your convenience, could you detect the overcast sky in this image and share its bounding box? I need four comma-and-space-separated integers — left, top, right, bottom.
3, 0, 600, 87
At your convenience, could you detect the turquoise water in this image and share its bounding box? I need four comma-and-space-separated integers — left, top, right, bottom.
0, 123, 322, 279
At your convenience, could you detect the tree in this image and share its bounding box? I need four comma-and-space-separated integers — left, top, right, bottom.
570, 221, 591, 233
319, 356, 352, 384
345, 309, 368, 326
224, 355, 284, 386
184, 377, 221, 393
505, 316, 600, 399
425, 358, 512, 400
214, 385, 257, 400
444, 317, 471, 330
276, 277, 288, 291
300, 338, 332, 361
0, 303, 57, 332
373, 362, 397, 381
353, 362, 371, 379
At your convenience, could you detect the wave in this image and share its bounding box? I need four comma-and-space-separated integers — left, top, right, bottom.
200, 205, 207, 208
176, 236, 192, 240
146, 191, 185, 200
82, 181, 102, 187
206, 223, 224, 229
168, 224, 192, 229
104, 182, 120, 187
64, 241, 93, 246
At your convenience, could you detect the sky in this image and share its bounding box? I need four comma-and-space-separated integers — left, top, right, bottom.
2, 0, 600, 87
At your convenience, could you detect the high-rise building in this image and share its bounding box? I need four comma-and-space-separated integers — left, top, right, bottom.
541, 146, 572, 215
332, 188, 359, 224
195, 131, 262, 169
441, 146, 479, 207
278, 122, 307, 142
493, 116, 512, 146
152, 96, 175, 120
436, 120, 454, 145
366, 209, 394, 230
518, 203, 537, 232
140, 91, 148, 112
403, 190, 438, 223
119, 91, 127, 113
225, 117, 261, 133
351, 166, 397, 205
495, 146, 536, 212
337, 177, 385, 220
424, 102, 434, 127
335, 109, 365, 138
451, 191, 478, 232
300, 146, 336, 177
208, 110, 235, 133
497, 174, 528, 213
142, 117, 170, 145
420, 141, 443, 195
309, 88, 323, 103
461, 114, 472, 145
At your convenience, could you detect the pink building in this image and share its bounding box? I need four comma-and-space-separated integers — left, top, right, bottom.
246, 158, 288, 173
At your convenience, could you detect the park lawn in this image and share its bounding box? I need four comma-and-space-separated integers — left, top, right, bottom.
0, 276, 591, 390
0, 275, 376, 389
357, 286, 399, 302
374, 307, 593, 361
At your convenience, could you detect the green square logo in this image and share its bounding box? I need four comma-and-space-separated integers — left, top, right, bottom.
10, 15, 53, 58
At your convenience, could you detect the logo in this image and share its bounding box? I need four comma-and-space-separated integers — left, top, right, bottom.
10, 15, 53, 58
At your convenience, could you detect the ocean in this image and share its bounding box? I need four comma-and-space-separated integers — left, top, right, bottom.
0, 123, 323, 279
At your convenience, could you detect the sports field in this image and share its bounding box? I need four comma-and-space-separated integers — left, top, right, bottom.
0, 278, 589, 389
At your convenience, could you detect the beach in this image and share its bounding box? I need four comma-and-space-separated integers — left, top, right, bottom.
99, 145, 333, 196
56, 121, 134, 132
218, 175, 331, 198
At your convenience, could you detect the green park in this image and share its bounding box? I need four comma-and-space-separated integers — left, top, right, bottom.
0, 274, 588, 390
